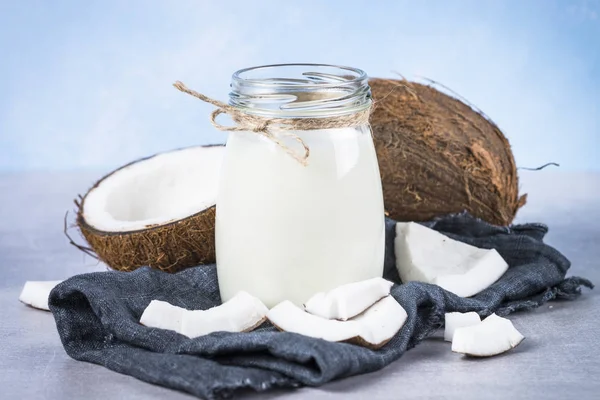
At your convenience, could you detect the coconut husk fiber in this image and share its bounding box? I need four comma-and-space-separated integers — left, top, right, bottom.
369, 78, 526, 226
76, 206, 216, 273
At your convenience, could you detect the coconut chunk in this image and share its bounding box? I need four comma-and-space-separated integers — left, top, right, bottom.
351, 295, 407, 347
395, 222, 508, 297
139, 291, 268, 338
268, 295, 407, 349
304, 277, 394, 320
182, 291, 268, 338
19, 280, 62, 311
268, 301, 362, 342
140, 300, 186, 332
444, 312, 481, 342
452, 313, 524, 357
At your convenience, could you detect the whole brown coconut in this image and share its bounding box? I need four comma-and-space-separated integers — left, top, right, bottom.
369, 78, 526, 226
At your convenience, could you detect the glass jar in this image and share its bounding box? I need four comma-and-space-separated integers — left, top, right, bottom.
216, 64, 385, 308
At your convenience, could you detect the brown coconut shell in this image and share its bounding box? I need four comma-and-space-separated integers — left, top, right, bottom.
75, 145, 222, 273
369, 78, 526, 226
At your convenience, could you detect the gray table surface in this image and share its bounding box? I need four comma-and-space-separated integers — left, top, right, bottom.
1, 171, 598, 399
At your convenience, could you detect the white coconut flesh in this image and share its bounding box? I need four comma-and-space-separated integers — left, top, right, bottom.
304, 277, 394, 320
139, 299, 185, 332
19, 280, 62, 311
444, 311, 481, 342
395, 222, 509, 297
82, 146, 224, 232
140, 291, 268, 338
182, 291, 268, 338
268, 295, 407, 348
452, 313, 525, 357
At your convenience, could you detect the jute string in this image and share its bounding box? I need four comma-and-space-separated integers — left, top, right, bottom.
173, 81, 372, 165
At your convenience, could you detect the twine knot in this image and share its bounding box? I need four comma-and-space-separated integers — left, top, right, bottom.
252, 121, 270, 133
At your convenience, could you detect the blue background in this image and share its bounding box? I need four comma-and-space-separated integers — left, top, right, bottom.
1, 0, 598, 172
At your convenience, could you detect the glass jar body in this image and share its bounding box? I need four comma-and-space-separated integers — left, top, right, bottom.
215, 124, 385, 307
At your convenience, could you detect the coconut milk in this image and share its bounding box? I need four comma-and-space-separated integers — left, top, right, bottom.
216, 125, 385, 308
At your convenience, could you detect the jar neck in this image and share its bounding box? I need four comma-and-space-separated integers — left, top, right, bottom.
229, 64, 372, 119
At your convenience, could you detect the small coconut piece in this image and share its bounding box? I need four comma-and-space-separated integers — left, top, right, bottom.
304, 277, 394, 320
19, 280, 62, 311
452, 313, 524, 357
444, 312, 481, 342
269, 301, 362, 342
350, 295, 408, 348
139, 291, 268, 338
76, 145, 225, 273
268, 295, 407, 349
140, 300, 185, 332
395, 222, 508, 297
182, 291, 269, 338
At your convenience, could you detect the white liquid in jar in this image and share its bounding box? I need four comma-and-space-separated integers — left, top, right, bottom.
216, 125, 385, 308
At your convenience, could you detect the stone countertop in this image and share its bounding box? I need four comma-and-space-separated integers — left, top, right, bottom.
1, 171, 598, 399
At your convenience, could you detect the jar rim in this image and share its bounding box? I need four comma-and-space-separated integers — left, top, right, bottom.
232, 63, 368, 89
229, 63, 371, 118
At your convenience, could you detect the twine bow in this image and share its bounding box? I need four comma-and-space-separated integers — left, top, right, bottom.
173, 81, 372, 166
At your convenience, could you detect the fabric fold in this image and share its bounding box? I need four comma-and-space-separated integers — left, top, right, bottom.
49, 213, 593, 399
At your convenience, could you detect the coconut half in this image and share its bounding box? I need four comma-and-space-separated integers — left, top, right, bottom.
140, 291, 268, 338
268, 295, 407, 349
395, 222, 509, 297
19, 280, 62, 311
452, 313, 525, 357
444, 311, 481, 342
304, 277, 394, 320
76, 145, 224, 272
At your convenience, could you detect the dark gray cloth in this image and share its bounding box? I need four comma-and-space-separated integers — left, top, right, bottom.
49, 213, 593, 399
